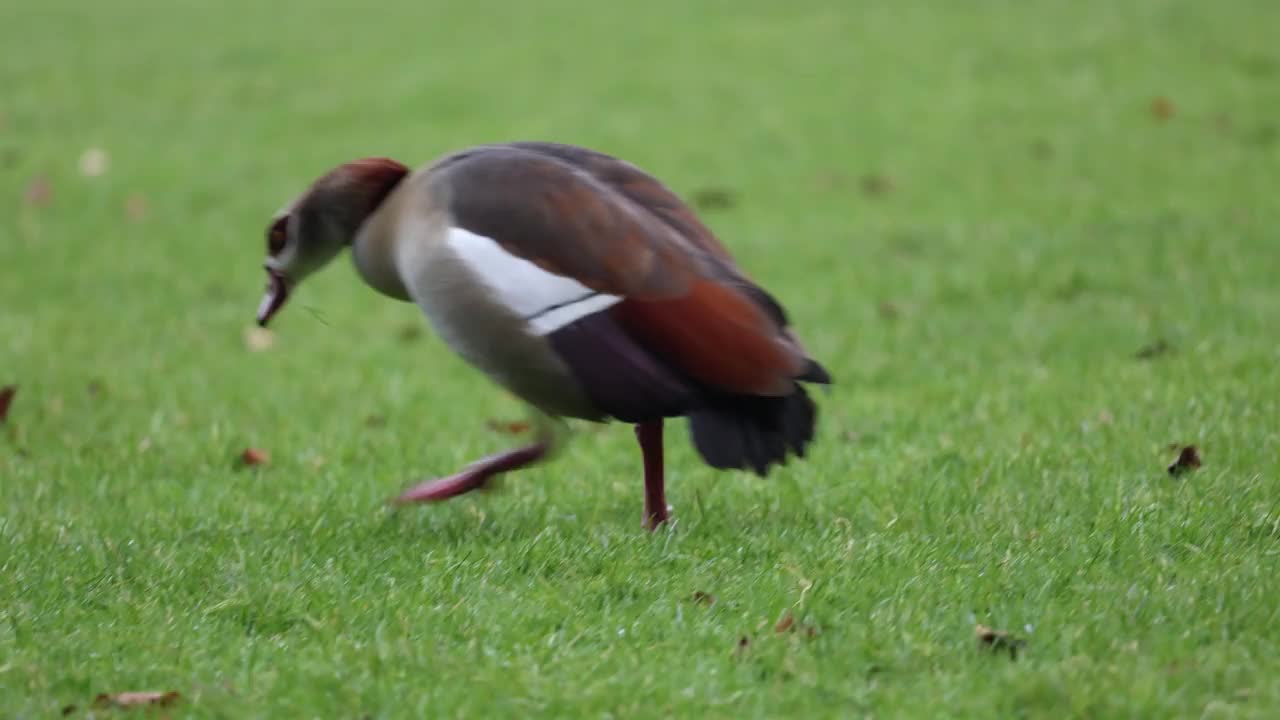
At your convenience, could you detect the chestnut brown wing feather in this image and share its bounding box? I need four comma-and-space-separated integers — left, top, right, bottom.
435, 144, 807, 396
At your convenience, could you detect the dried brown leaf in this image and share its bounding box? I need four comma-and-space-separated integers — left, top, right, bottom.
1168, 445, 1201, 476
125, 194, 148, 221
690, 187, 737, 212
773, 611, 818, 637
1135, 339, 1173, 360
92, 690, 181, 709
485, 419, 531, 435
690, 591, 716, 606
1150, 96, 1176, 121
774, 613, 795, 634
24, 175, 52, 207
239, 447, 270, 467
860, 174, 894, 196
0, 385, 16, 423
975, 624, 1025, 659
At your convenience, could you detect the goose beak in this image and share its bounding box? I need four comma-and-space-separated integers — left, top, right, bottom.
256, 269, 290, 327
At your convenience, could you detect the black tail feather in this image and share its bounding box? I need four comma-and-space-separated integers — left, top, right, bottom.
797, 359, 832, 385
688, 383, 818, 476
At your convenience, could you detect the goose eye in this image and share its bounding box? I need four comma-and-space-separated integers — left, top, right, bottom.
267, 224, 287, 255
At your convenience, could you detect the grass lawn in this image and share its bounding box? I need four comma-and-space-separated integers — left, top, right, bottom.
3, 0, 1279, 716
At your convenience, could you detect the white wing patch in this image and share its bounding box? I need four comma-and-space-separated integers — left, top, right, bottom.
446, 227, 622, 335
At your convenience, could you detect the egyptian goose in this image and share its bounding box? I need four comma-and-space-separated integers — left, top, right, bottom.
255, 142, 830, 529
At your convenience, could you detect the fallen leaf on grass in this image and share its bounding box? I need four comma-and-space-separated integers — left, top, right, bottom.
860, 174, 894, 196
1167, 445, 1201, 476
1150, 96, 1176, 121
690, 187, 737, 211
78, 148, 110, 177
238, 448, 270, 467
1134, 339, 1173, 360
876, 301, 900, 320
24, 175, 52, 207
92, 690, 181, 709
0, 385, 16, 423
690, 591, 716, 606
242, 326, 275, 352
975, 624, 1025, 659
485, 419, 531, 435
774, 611, 819, 637
125, 194, 148, 221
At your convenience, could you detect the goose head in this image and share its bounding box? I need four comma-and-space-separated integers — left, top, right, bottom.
256, 157, 409, 327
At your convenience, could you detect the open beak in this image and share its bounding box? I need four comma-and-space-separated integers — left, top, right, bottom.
256, 269, 290, 327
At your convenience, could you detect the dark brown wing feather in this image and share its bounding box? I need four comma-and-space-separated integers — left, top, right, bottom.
434, 142, 811, 397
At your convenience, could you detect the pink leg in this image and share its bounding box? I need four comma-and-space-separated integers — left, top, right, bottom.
391, 442, 548, 505
635, 420, 669, 530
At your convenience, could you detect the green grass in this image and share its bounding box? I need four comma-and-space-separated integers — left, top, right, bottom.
3, 0, 1279, 716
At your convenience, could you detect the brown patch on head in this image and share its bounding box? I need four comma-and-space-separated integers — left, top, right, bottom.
266, 215, 287, 256
290, 157, 411, 249
317, 158, 411, 236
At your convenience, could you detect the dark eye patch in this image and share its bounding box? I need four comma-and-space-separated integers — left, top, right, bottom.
267, 217, 288, 255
